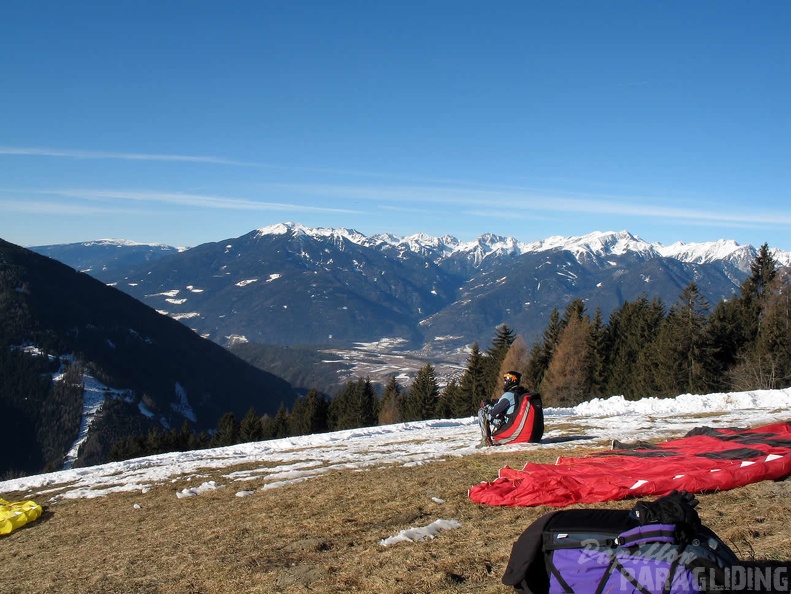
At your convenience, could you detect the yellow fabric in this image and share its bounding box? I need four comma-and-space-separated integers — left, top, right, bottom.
0, 497, 43, 535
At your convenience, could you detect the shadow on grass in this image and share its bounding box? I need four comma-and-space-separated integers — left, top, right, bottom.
540, 435, 597, 445
1, 506, 54, 538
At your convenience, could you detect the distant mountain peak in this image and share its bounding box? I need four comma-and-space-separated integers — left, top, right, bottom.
255, 221, 369, 245
657, 238, 751, 264
82, 238, 191, 252
520, 230, 656, 262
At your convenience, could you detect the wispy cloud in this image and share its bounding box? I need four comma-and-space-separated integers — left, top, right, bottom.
0, 146, 422, 178
20, 188, 363, 215
6, 178, 791, 233
0, 147, 258, 166
261, 182, 791, 228
0, 199, 141, 216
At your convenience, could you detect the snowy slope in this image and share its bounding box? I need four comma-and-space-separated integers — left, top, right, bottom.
3, 388, 790, 505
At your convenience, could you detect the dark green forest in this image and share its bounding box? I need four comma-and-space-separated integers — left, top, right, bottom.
107, 244, 791, 461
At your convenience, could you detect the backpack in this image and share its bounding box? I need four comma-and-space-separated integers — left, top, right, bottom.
502, 498, 739, 593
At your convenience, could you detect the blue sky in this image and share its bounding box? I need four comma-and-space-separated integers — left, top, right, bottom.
2, 1, 789, 250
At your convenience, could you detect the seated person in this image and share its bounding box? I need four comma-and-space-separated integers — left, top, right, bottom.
478, 371, 524, 444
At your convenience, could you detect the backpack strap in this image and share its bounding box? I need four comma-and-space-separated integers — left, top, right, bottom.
661, 545, 688, 594
603, 557, 654, 594
546, 557, 577, 593
615, 523, 690, 594
615, 523, 677, 547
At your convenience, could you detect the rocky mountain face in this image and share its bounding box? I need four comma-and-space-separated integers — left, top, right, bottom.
33, 223, 786, 355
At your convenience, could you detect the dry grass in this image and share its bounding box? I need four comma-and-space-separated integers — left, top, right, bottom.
2, 446, 790, 594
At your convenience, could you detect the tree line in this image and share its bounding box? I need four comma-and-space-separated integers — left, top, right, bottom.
110, 244, 790, 460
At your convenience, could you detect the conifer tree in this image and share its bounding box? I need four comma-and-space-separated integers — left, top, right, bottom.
378, 375, 405, 425
145, 427, 164, 454
488, 324, 517, 357
270, 403, 290, 438
404, 364, 439, 421
355, 377, 379, 427
561, 299, 586, 325
604, 295, 665, 399
455, 343, 489, 415
540, 313, 592, 406
174, 420, 193, 451
586, 308, 608, 397
327, 384, 347, 431
713, 244, 782, 390
525, 308, 562, 390
497, 335, 531, 388
239, 406, 265, 442
759, 269, 791, 386
303, 388, 329, 434
484, 324, 517, 397
736, 243, 780, 355
732, 267, 791, 390
706, 297, 744, 386
288, 396, 307, 436
645, 283, 713, 396
436, 378, 459, 418
188, 429, 207, 451
742, 243, 777, 301
212, 412, 240, 447
329, 377, 378, 430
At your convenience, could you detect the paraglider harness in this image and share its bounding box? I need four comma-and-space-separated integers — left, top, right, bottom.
488, 386, 527, 432
502, 491, 739, 593
481, 386, 544, 446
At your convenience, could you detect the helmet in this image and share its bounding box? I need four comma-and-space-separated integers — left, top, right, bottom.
503, 371, 521, 390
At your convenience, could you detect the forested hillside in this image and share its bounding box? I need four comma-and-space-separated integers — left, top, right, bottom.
0, 239, 295, 477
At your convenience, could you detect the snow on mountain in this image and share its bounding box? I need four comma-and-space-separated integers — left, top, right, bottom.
255, 222, 371, 247
656, 238, 756, 270
772, 248, 791, 267
253, 223, 788, 272
521, 230, 659, 266
3, 387, 790, 505
52, 223, 790, 351
82, 238, 188, 251
374, 231, 459, 260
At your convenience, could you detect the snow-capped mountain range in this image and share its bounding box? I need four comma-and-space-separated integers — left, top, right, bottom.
31, 224, 790, 353
254, 223, 783, 271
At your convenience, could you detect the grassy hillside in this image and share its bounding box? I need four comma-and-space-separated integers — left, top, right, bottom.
2, 445, 789, 593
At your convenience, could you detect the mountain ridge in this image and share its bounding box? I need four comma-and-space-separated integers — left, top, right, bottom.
251, 223, 787, 271
33, 224, 789, 273
28, 224, 790, 353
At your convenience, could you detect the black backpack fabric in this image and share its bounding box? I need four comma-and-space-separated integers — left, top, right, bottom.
502, 494, 739, 594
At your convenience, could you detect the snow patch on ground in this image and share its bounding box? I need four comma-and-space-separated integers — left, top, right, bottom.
380, 519, 462, 546
176, 480, 223, 498
4, 388, 791, 505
